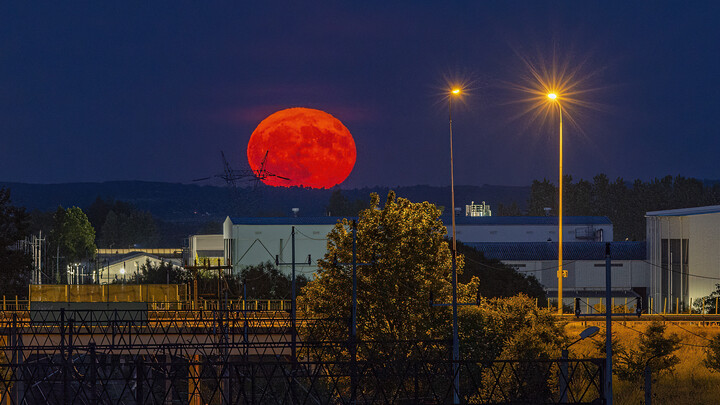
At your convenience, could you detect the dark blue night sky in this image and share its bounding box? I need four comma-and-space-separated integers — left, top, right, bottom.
1, 2, 718, 188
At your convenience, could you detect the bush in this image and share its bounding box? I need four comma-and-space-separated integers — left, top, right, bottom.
704, 333, 720, 372
611, 321, 681, 382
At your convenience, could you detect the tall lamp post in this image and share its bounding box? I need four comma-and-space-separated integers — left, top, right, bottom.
547, 93, 564, 314
448, 87, 462, 404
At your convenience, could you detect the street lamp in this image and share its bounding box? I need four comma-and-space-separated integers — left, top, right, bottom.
560, 326, 600, 402
547, 92, 564, 314
448, 86, 462, 404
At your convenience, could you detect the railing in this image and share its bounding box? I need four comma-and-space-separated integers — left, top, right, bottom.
0, 310, 605, 405
5, 295, 720, 319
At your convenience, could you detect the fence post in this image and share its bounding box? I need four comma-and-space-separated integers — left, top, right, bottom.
90, 343, 97, 404
560, 349, 569, 403
136, 355, 144, 405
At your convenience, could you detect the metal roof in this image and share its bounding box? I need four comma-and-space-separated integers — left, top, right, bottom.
646, 205, 720, 217
441, 215, 612, 226
228, 217, 353, 225
228, 215, 611, 226
466, 241, 646, 261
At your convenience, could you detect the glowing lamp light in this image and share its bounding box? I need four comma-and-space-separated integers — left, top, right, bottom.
120, 268, 125, 274
547, 93, 558, 100
451, 88, 461, 95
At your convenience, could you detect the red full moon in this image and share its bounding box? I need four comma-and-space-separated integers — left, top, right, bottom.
247, 108, 357, 189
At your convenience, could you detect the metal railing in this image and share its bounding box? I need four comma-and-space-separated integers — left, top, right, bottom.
0, 309, 605, 404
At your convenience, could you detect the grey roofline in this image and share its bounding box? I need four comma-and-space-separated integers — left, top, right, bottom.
646, 205, 720, 217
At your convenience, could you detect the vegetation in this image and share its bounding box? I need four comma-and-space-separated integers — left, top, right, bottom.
614, 321, 681, 382
138, 258, 189, 284
703, 333, 720, 373
0, 188, 33, 297
49, 206, 96, 283
568, 322, 720, 404
457, 240, 546, 300
301, 191, 567, 401
325, 189, 368, 217
302, 191, 564, 354
86, 197, 159, 248
238, 262, 309, 299
526, 174, 720, 240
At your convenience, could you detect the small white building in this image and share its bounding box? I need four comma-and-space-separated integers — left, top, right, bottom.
96, 253, 182, 284
646, 205, 720, 312
188, 234, 225, 265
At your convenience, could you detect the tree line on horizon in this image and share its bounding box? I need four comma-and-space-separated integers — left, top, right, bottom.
501, 174, 720, 241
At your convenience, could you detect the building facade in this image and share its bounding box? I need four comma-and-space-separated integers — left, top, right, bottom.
468, 241, 649, 305
223, 215, 614, 277
646, 206, 720, 313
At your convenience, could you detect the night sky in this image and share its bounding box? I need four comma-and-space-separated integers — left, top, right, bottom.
1, 2, 718, 189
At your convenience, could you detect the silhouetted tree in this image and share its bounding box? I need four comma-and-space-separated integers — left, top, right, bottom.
0, 188, 33, 297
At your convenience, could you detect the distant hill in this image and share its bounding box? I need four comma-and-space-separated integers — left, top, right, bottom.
0, 181, 531, 221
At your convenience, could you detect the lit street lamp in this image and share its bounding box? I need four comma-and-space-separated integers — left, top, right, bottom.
448, 86, 462, 404
547, 92, 565, 314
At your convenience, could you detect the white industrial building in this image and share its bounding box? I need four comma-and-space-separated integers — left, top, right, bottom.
647, 205, 720, 313
222, 215, 614, 277
467, 241, 649, 305
448, 215, 612, 243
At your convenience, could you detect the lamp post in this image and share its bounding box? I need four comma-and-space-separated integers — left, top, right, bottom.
547, 92, 564, 314
449, 87, 462, 404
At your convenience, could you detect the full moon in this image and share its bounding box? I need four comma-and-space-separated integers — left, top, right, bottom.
247, 108, 357, 189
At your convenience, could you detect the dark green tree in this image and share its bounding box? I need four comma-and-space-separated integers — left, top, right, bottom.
50, 206, 96, 271
139, 259, 189, 284
527, 179, 557, 216
87, 197, 160, 248
325, 189, 368, 217
704, 333, 720, 373
238, 262, 309, 299
0, 188, 33, 297
456, 241, 545, 300
613, 321, 681, 382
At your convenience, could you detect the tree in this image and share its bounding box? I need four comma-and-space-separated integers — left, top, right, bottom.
139, 259, 189, 284
527, 179, 557, 216
0, 188, 33, 297
612, 321, 681, 382
301, 191, 562, 352
300, 192, 566, 399
238, 262, 309, 299
87, 197, 159, 248
695, 283, 720, 313
325, 189, 368, 217
456, 241, 545, 300
301, 191, 456, 342
50, 206, 96, 282
704, 333, 720, 373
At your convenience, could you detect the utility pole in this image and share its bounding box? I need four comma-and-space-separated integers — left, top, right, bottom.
334, 220, 375, 403
605, 242, 613, 405
275, 226, 311, 364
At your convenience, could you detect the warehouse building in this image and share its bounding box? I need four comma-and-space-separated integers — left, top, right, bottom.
646, 205, 720, 313
222, 215, 614, 276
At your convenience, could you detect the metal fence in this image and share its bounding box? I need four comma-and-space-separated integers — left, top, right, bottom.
0, 309, 605, 404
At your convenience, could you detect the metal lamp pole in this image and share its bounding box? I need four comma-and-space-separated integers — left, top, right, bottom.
548, 93, 564, 314
449, 87, 461, 404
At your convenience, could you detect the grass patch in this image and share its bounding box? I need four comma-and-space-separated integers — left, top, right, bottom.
566, 322, 720, 404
